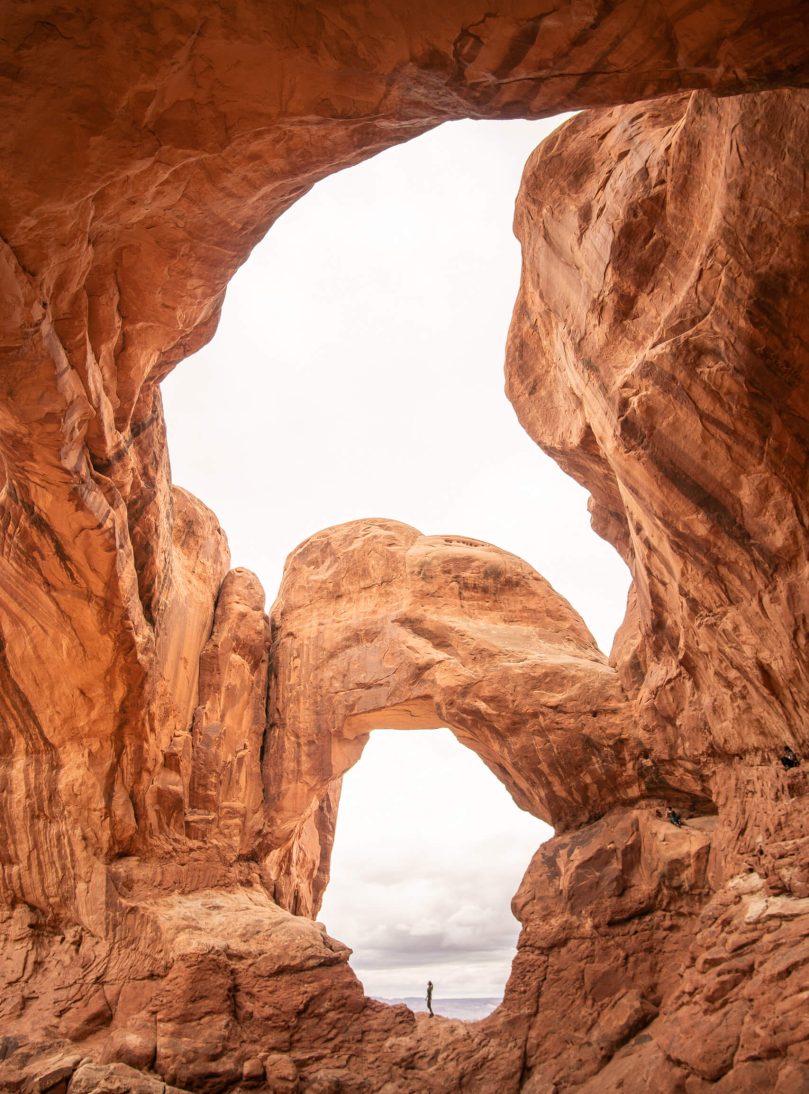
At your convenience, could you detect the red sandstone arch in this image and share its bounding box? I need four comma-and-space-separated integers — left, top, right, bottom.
0, 0, 805, 918
263, 518, 635, 914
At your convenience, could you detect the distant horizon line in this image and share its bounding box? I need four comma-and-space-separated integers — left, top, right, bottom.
375, 995, 501, 1001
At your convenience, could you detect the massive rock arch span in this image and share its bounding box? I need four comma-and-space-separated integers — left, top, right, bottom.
263, 518, 633, 917
0, 3, 807, 1091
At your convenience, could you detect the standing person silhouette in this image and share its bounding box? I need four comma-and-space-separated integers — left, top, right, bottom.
667, 807, 684, 828
426, 980, 434, 1018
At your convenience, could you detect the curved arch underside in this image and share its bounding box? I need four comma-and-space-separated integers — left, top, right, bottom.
0, 3, 808, 1091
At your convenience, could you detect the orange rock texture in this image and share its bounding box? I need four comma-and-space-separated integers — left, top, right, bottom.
1, 1, 808, 1091
265, 519, 630, 917
502, 85, 809, 1090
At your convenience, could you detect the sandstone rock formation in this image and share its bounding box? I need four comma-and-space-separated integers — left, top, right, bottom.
264, 518, 630, 916
508, 88, 809, 766
501, 84, 809, 1091
1, 1, 808, 1091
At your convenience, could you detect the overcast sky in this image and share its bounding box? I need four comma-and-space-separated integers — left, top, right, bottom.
162, 115, 631, 1002
324, 729, 551, 1000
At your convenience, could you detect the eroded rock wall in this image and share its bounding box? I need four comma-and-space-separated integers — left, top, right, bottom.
2, 0, 801, 939
507, 84, 809, 874
501, 85, 809, 1091
1, 0, 806, 926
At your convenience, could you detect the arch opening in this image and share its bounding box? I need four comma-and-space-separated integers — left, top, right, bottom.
319, 727, 552, 1019
162, 117, 634, 1005
161, 116, 631, 657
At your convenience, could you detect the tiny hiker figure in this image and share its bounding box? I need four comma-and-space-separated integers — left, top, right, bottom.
780, 745, 800, 770
426, 980, 434, 1018
667, 807, 684, 828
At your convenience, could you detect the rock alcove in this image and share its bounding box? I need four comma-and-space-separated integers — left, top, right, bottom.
0, 4, 807, 1092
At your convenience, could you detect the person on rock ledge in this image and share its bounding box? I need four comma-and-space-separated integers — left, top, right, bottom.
780, 745, 800, 770
667, 807, 685, 828
426, 980, 434, 1018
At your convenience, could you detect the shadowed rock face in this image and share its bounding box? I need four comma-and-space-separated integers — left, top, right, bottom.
1, 3, 808, 1091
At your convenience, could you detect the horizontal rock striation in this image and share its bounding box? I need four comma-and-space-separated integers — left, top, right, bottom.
0, 2, 808, 1091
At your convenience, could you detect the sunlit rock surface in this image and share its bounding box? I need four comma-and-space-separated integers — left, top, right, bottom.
503, 86, 809, 1090
265, 518, 630, 916
1, 1, 808, 1090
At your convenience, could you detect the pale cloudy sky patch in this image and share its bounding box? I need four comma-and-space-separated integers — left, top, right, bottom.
320, 729, 551, 998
